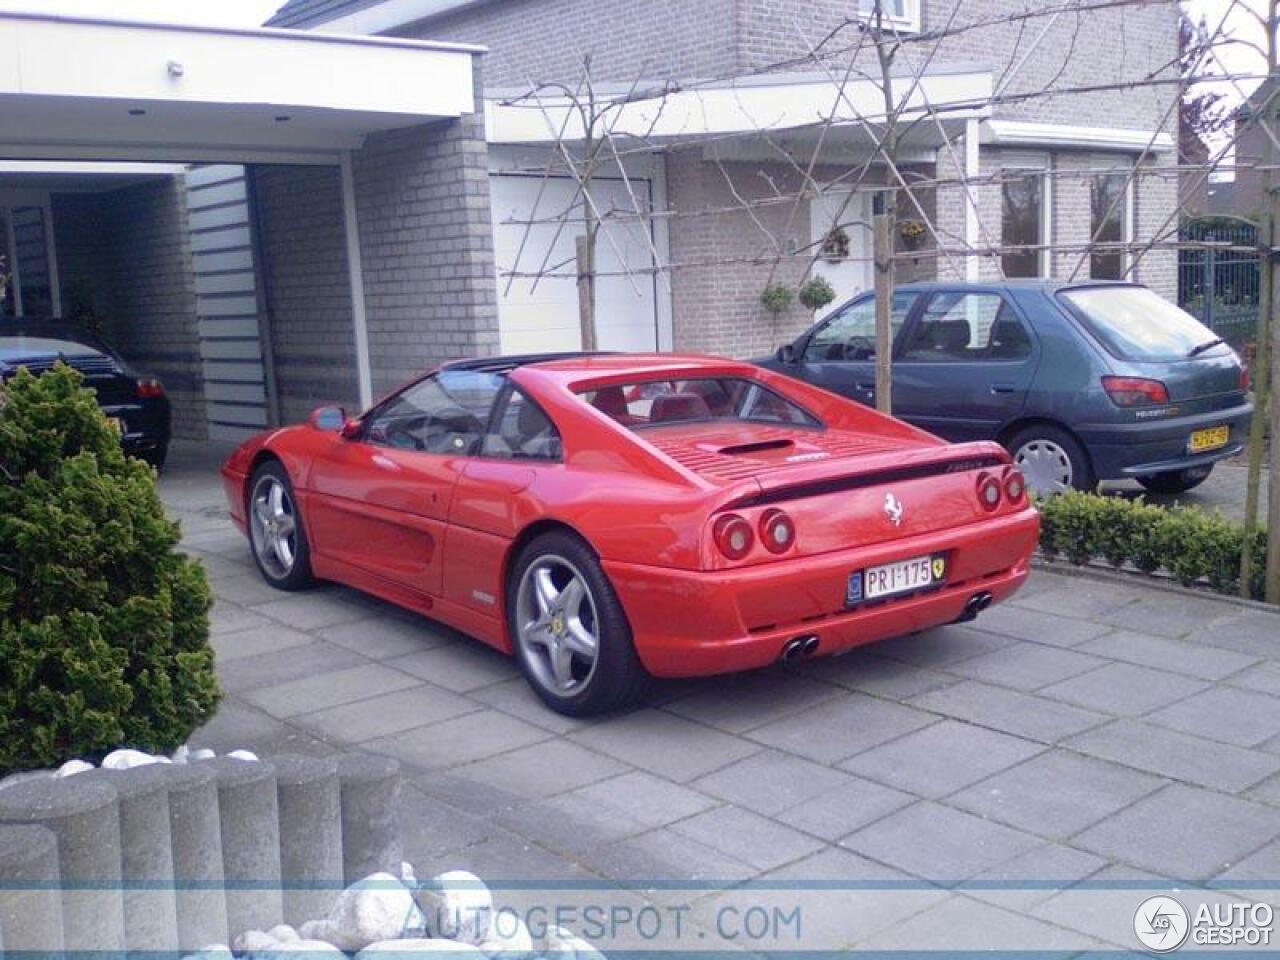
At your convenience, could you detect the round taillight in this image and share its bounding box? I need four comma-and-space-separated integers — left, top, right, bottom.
1003, 466, 1026, 503
760, 509, 795, 554
713, 514, 754, 560
977, 472, 1002, 511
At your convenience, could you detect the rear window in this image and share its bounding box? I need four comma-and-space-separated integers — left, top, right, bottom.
1059, 286, 1227, 362
581, 377, 822, 429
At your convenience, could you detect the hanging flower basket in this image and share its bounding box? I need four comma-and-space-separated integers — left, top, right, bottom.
899, 219, 926, 251
820, 227, 850, 264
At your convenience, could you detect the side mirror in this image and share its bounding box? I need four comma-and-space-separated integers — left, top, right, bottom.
308, 405, 347, 432
777, 343, 797, 364
340, 418, 363, 440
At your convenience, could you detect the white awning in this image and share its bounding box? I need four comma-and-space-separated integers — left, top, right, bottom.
0, 11, 484, 164
486, 67, 993, 148
982, 120, 1176, 153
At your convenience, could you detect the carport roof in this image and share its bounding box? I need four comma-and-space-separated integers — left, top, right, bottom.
0, 10, 485, 165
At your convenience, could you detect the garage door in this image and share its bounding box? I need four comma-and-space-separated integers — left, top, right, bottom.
490, 174, 659, 353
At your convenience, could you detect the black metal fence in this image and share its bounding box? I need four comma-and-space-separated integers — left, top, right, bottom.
1177, 217, 1260, 348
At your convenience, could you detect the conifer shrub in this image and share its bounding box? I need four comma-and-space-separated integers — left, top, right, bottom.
0, 363, 218, 772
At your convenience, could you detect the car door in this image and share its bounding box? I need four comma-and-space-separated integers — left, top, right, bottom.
792, 291, 921, 406
305, 368, 504, 598
891, 288, 1039, 442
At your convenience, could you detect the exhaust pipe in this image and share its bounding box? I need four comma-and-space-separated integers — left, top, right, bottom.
953, 591, 994, 624
780, 634, 820, 663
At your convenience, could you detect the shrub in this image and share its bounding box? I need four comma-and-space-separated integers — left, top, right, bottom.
0, 363, 219, 773
760, 282, 793, 315
798, 276, 836, 312
1037, 490, 1267, 602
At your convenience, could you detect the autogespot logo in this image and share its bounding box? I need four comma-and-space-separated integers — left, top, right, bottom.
1134, 896, 1190, 952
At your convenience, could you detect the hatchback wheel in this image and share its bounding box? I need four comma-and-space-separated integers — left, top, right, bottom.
1138, 464, 1213, 495
248, 461, 314, 590
508, 531, 649, 716
1007, 425, 1095, 497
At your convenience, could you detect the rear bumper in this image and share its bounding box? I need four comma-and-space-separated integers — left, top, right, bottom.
605, 507, 1040, 678
1076, 400, 1252, 479
101, 398, 170, 455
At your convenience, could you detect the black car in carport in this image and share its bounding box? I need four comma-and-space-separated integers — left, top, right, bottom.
0, 322, 171, 468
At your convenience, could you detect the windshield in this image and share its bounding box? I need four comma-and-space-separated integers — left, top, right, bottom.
581, 377, 822, 430
1059, 285, 1227, 362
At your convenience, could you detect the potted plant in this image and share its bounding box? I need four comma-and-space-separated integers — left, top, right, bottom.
798, 276, 836, 313
898, 219, 926, 251
820, 227, 850, 264
760, 281, 793, 317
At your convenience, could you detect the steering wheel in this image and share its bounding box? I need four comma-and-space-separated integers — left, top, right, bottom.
845, 336, 877, 360
381, 418, 427, 451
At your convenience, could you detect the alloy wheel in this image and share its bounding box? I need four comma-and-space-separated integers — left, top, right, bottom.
515, 554, 601, 697
250, 475, 298, 578
1014, 439, 1074, 496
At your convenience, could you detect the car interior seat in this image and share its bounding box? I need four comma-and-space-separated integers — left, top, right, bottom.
649, 392, 712, 424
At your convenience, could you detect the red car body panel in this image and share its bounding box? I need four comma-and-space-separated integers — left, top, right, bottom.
222, 353, 1040, 676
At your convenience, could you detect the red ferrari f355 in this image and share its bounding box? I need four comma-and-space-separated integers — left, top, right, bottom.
222, 353, 1039, 715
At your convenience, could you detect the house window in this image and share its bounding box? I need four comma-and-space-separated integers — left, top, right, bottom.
1, 204, 55, 319
1091, 172, 1129, 280
856, 0, 920, 32
1001, 171, 1046, 278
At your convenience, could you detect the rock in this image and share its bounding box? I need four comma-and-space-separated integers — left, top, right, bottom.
260, 939, 344, 957
544, 927, 606, 960
190, 748, 217, 762
414, 870, 492, 944
55, 759, 94, 778
297, 921, 326, 941
267, 925, 301, 943
226, 750, 259, 762
187, 944, 234, 960
102, 749, 163, 770
478, 916, 534, 959
355, 939, 485, 958
301, 872, 422, 951
233, 929, 279, 954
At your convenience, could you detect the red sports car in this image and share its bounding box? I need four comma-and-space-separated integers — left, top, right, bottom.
222, 353, 1039, 715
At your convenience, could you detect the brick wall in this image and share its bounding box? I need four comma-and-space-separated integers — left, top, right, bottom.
252, 164, 360, 424
394, 0, 735, 87
54, 179, 206, 441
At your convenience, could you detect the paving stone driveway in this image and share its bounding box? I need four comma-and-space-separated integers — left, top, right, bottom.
163, 445, 1280, 949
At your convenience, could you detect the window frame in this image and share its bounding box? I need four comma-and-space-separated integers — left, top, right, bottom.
855, 0, 921, 33
1000, 167, 1050, 279
1089, 169, 1133, 281
0, 195, 61, 320
896, 288, 1037, 364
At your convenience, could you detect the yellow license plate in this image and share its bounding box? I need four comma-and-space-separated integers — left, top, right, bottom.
1188, 425, 1229, 453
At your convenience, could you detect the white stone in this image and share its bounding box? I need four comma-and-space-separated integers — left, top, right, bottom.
226, 749, 259, 762
267, 925, 301, 943
305, 872, 423, 951
399, 862, 418, 889
189, 944, 234, 960
101, 748, 162, 770
544, 927, 606, 960
355, 939, 485, 958
478, 916, 534, 959
414, 870, 492, 944
233, 930, 278, 954
260, 939, 344, 957
190, 748, 217, 762
54, 759, 93, 778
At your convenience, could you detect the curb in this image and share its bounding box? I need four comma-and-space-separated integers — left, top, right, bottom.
1031, 553, 1280, 616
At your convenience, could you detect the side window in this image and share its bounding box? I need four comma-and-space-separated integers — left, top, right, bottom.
899, 292, 1031, 362
803, 293, 918, 362
482, 389, 563, 461
365, 369, 503, 454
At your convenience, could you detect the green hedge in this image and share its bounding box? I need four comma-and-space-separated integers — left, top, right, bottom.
1038, 491, 1267, 601
0, 363, 220, 773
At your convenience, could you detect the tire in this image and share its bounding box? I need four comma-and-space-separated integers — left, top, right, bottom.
1006, 424, 1096, 496
506, 530, 649, 716
1137, 464, 1214, 495
247, 460, 315, 591
139, 442, 168, 471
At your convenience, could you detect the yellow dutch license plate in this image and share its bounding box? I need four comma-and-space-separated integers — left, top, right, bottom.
1188, 424, 1229, 454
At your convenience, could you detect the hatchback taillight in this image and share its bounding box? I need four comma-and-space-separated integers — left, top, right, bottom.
713, 514, 754, 560
135, 377, 165, 399
1002, 466, 1026, 504
759, 509, 795, 554
977, 471, 1002, 511
1101, 376, 1168, 407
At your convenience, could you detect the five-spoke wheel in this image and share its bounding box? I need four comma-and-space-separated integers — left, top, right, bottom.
247, 461, 314, 590
515, 555, 600, 696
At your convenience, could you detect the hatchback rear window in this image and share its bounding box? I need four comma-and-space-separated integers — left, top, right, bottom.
1059, 285, 1228, 362
581, 377, 822, 429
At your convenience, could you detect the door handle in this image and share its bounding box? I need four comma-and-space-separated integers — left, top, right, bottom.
855, 381, 876, 392
990, 384, 1016, 395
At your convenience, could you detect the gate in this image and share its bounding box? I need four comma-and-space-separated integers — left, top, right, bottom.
1178, 216, 1260, 348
